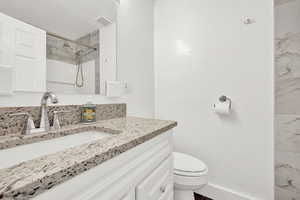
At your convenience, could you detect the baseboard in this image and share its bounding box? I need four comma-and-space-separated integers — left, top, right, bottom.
195, 183, 263, 200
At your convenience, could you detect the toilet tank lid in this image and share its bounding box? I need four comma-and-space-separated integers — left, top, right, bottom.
173, 152, 207, 173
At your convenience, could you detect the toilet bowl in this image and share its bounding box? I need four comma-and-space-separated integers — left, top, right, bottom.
173, 152, 208, 200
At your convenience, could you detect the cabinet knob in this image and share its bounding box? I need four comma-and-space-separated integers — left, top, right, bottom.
160, 185, 166, 193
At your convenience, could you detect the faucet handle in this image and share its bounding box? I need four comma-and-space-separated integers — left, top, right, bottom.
52, 110, 71, 129
9, 113, 36, 135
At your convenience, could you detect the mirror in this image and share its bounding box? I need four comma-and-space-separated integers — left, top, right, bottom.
0, 0, 118, 95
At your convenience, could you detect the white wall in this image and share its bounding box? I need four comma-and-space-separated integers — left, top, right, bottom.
0, 0, 155, 118
117, 0, 154, 117
154, 0, 274, 199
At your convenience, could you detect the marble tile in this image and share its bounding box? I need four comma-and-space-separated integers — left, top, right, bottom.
275, 115, 300, 199
275, 186, 300, 200
275, 33, 300, 114
275, 33, 300, 58
275, 5, 300, 200
276, 78, 300, 114
275, 0, 298, 6
275, 115, 300, 153
275, 151, 300, 195
275, 52, 300, 81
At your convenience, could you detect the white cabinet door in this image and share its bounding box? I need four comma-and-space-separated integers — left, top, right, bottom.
0, 12, 46, 93
136, 156, 173, 200
13, 20, 46, 92
0, 13, 14, 95
0, 14, 13, 68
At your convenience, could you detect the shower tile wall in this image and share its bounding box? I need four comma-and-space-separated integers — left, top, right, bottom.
47, 35, 77, 65
275, 0, 300, 199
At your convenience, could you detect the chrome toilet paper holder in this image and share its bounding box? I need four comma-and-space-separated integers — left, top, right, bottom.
217, 95, 232, 108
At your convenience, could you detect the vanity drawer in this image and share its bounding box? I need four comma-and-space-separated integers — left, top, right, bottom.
136, 156, 173, 200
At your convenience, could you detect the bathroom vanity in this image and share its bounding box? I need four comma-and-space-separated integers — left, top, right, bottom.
0, 115, 177, 200
35, 129, 173, 200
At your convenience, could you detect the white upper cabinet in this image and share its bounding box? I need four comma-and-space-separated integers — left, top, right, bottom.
0, 13, 14, 95
0, 12, 46, 94
0, 16, 13, 68
13, 20, 46, 92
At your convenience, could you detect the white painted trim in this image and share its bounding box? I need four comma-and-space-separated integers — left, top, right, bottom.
197, 183, 264, 200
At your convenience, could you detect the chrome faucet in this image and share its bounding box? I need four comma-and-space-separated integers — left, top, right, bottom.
40, 92, 58, 131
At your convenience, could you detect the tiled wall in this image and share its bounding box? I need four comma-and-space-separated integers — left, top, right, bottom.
0, 104, 126, 136
275, 0, 300, 199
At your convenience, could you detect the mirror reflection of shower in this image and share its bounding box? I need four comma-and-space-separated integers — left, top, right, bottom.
75, 50, 85, 88
46, 30, 100, 94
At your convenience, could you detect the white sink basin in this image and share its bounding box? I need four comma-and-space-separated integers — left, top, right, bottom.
0, 131, 112, 169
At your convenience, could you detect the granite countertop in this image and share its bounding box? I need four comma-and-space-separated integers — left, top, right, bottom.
0, 117, 177, 200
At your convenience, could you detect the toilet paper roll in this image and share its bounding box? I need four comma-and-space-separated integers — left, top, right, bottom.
213, 101, 231, 115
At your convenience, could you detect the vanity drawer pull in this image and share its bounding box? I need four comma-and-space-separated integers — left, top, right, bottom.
136, 156, 172, 200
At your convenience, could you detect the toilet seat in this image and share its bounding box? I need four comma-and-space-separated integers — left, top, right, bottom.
173, 152, 208, 199
173, 152, 208, 177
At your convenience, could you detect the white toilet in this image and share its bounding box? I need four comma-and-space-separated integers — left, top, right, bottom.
173, 152, 208, 200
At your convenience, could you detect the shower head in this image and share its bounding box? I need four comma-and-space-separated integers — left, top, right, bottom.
63, 41, 73, 50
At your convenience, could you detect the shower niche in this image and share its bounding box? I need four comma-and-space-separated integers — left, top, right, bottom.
0, 0, 118, 95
